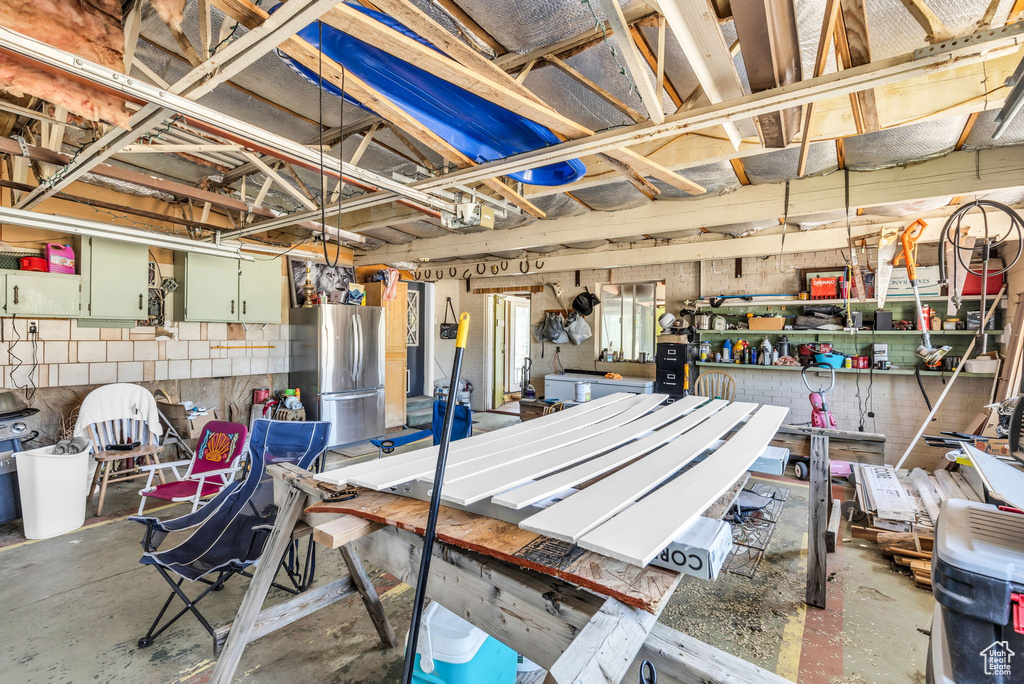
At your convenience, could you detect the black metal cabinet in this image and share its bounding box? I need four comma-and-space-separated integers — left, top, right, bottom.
655, 343, 697, 397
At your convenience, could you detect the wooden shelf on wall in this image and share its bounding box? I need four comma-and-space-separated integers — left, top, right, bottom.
697, 329, 1000, 337
695, 361, 996, 378
695, 294, 1004, 308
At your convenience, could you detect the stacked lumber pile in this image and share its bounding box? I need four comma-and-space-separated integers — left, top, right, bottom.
848, 463, 983, 588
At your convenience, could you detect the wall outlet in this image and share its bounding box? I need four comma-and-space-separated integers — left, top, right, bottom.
28, 323, 37, 335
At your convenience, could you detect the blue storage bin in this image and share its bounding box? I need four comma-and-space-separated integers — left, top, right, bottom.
813, 353, 846, 369
412, 603, 517, 684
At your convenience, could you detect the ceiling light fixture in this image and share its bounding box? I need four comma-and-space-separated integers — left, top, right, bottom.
0, 207, 253, 260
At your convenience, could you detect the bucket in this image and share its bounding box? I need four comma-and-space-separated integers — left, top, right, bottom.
14, 442, 91, 539
574, 381, 591, 403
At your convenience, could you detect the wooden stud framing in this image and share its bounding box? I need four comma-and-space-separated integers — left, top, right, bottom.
542, 54, 648, 125
629, 22, 683, 109
836, 0, 880, 133
597, 0, 665, 124
955, 111, 979, 150
657, 0, 747, 148
432, 0, 507, 56
898, 0, 954, 42
798, 0, 842, 177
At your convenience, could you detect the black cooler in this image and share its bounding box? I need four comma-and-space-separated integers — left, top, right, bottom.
928, 498, 1024, 684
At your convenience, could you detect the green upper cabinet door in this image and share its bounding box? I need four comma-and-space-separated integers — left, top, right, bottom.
238, 258, 282, 323
79, 237, 148, 319
5, 272, 81, 318
174, 253, 240, 322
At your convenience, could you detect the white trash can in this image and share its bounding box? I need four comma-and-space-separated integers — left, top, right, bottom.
15, 443, 91, 539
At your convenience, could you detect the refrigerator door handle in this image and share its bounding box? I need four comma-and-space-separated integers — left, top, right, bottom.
321, 388, 383, 401
354, 312, 363, 381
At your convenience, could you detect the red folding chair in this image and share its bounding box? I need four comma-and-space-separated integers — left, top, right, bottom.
137, 421, 247, 515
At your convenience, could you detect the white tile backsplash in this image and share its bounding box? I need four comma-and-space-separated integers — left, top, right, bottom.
168, 359, 191, 380
59, 363, 89, 386
211, 358, 231, 376
165, 340, 190, 360
38, 319, 70, 340
117, 361, 143, 383
106, 341, 133, 362
43, 341, 69, 365
69, 321, 100, 341
178, 322, 201, 340
0, 321, 289, 387
89, 363, 117, 384
191, 359, 212, 378
134, 341, 158, 361
188, 341, 210, 359
77, 341, 106, 363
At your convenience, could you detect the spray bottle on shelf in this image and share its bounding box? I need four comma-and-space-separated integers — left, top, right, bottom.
761, 337, 773, 366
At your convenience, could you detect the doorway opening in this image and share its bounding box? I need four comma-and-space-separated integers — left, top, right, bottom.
491, 294, 532, 415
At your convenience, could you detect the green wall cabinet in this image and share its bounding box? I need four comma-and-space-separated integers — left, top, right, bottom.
238, 259, 282, 324
2, 271, 81, 318
77, 237, 149, 320
173, 253, 281, 323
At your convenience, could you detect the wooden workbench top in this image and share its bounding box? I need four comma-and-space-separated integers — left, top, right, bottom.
306, 486, 681, 613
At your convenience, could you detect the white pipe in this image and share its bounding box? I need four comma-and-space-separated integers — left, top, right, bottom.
895, 285, 1006, 469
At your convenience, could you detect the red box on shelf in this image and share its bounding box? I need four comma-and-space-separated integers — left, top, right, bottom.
810, 276, 842, 300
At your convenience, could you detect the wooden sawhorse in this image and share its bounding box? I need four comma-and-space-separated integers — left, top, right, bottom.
211, 463, 793, 684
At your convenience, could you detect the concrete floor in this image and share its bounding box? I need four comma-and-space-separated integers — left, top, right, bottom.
0, 417, 935, 683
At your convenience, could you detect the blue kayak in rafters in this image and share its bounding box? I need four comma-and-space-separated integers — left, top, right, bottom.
275, 3, 587, 187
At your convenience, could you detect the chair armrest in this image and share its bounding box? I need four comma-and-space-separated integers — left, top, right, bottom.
129, 515, 167, 552
191, 466, 241, 480
138, 459, 191, 473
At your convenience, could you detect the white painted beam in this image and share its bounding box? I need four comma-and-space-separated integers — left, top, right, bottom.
397, 29, 1023, 194
598, 0, 664, 124
657, 0, 746, 148
361, 146, 1024, 263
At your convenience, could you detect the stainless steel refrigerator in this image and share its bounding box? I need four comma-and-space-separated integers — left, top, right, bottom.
289, 305, 385, 447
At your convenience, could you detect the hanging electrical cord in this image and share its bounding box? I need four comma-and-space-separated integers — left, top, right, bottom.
316, 20, 342, 269
777, 180, 790, 272
940, 199, 1023, 354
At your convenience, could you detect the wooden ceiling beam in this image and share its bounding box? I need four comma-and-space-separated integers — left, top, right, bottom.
362, 147, 1024, 263
431, 0, 507, 56
836, 0, 880, 133
657, 0, 747, 148
597, 0, 665, 124
798, 0, 841, 176
540, 55, 647, 124
955, 111, 979, 150
629, 23, 683, 109
897, 0, 954, 43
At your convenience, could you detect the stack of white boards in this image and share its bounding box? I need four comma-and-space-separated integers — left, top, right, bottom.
317, 392, 789, 568
853, 462, 985, 532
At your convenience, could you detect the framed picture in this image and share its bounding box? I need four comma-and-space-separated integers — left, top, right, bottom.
288, 257, 355, 307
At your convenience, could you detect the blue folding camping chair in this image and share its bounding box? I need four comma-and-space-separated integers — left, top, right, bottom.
370, 400, 472, 458
130, 419, 330, 650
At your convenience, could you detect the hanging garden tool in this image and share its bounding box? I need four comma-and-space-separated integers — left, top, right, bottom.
401, 312, 471, 684
874, 225, 899, 308
894, 219, 950, 367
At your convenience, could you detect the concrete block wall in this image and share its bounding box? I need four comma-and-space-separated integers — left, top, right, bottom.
430, 242, 1012, 467
723, 366, 992, 468
0, 318, 289, 391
